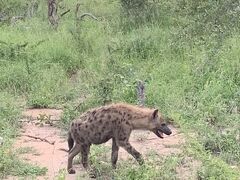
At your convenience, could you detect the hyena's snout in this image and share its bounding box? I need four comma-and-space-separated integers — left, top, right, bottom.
160, 123, 172, 135
153, 123, 172, 139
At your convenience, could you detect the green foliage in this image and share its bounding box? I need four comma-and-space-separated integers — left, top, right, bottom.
114, 155, 180, 180
0, 146, 47, 178
60, 105, 80, 128
88, 145, 180, 179
0, 62, 30, 94
0, 0, 27, 19
94, 77, 114, 105
202, 129, 240, 164
60, 98, 99, 129
35, 39, 84, 75
177, 0, 240, 47
27, 64, 70, 108
185, 139, 240, 180
0, 92, 46, 178
1, 0, 240, 179
0, 92, 20, 137
120, 33, 159, 59
9, 160, 47, 176
198, 159, 239, 180
119, 0, 166, 31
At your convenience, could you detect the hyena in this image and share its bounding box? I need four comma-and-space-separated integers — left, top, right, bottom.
67, 103, 172, 174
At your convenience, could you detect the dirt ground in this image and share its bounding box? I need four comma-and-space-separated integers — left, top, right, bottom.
7, 108, 189, 180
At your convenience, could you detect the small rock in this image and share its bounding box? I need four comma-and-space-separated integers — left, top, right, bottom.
0, 136, 3, 146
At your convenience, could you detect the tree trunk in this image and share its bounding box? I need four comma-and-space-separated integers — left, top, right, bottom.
48, 0, 58, 28
137, 80, 145, 107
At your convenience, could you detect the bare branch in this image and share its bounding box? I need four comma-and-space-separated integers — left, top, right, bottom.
58, 148, 69, 152
18, 119, 60, 123
60, 9, 70, 17
30, 39, 47, 49
11, 16, 24, 25
75, 3, 81, 19
75, 3, 98, 21
137, 80, 145, 107
23, 134, 55, 145
78, 13, 98, 21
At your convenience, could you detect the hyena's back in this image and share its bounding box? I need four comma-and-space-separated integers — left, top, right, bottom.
70, 104, 132, 145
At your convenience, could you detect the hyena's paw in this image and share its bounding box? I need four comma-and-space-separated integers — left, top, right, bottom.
87, 168, 97, 178
138, 158, 144, 165
68, 168, 76, 174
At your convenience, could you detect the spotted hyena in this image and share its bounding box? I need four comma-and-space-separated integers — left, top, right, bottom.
67, 103, 172, 174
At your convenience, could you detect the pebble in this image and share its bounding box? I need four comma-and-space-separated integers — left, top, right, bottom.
0, 136, 3, 146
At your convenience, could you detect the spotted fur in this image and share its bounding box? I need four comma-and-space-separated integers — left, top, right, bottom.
67, 103, 172, 174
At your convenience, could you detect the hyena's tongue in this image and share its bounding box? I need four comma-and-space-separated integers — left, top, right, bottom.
158, 130, 164, 138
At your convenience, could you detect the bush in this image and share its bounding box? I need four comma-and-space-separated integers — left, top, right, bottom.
0, 92, 46, 178
27, 64, 70, 108
177, 0, 240, 47
119, 0, 164, 31
0, 62, 29, 94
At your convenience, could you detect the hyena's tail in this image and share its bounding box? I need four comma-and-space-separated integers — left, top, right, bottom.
67, 131, 74, 152
58, 131, 74, 153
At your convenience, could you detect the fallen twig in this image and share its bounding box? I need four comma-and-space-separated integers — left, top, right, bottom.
23, 134, 55, 145
58, 148, 69, 152
75, 3, 98, 21
60, 9, 70, 17
29, 39, 47, 49
19, 119, 60, 123
78, 13, 98, 21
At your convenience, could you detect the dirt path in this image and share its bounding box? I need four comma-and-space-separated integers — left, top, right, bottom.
8, 108, 186, 180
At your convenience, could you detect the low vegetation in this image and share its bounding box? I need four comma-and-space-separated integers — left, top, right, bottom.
0, 0, 239, 179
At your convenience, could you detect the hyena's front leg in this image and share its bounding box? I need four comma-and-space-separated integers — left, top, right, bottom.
81, 144, 97, 178
118, 140, 144, 165
80, 144, 90, 169
111, 138, 119, 169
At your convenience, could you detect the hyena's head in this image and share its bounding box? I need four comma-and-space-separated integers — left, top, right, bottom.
149, 109, 172, 138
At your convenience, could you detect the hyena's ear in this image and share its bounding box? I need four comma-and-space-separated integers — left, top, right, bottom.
152, 109, 158, 119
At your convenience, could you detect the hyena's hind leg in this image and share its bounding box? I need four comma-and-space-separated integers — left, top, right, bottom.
67, 143, 81, 174
67, 131, 74, 152
111, 138, 119, 169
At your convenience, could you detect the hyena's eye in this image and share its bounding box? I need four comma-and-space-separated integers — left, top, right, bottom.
161, 123, 166, 126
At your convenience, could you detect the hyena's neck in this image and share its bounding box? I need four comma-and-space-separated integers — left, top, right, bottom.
130, 114, 151, 130
110, 103, 152, 130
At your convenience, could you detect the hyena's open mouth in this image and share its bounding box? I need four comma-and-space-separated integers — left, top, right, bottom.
153, 123, 172, 139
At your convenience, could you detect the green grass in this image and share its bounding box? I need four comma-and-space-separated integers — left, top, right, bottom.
0, 92, 47, 178
81, 145, 180, 180
1, 0, 240, 179
185, 139, 240, 180
113, 155, 180, 180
